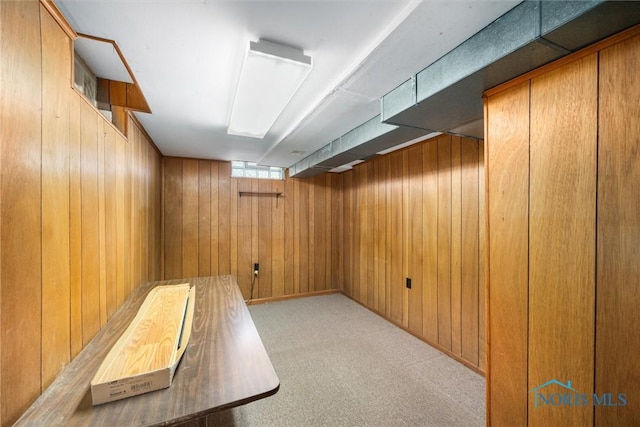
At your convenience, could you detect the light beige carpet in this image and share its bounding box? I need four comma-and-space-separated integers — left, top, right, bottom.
203, 293, 485, 427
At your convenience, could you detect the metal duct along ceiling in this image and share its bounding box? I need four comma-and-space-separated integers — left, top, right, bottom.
381, 0, 640, 137
291, 1, 640, 178
289, 115, 432, 178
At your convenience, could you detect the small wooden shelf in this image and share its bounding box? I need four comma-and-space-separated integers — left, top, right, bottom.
239, 191, 282, 206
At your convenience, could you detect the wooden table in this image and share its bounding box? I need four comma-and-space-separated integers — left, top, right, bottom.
15, 276, 280, 426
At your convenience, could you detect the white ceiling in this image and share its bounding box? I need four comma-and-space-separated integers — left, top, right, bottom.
55, 0, 520, 168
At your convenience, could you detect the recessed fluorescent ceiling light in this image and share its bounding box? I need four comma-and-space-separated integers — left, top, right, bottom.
228, 39, 312, 139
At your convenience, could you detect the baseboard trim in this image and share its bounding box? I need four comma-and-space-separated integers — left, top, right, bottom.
340, 291, 486, 377
246, 288, 340, 306
246, 288, 485, 377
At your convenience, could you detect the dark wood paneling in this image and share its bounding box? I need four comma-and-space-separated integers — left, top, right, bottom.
596, 34, 640, 426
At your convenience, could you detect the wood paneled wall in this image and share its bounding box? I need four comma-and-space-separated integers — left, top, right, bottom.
162, 158, 340, 299
485, 29, 640, 426
0, 3, 162, 425
339, 134, 486, 372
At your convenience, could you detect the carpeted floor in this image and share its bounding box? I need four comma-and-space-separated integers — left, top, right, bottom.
205, 293, 485, 426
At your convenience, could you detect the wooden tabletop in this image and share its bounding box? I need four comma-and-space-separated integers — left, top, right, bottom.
15, 276, 280, 426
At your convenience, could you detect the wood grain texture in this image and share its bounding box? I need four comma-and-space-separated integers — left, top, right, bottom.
528, 54, 597, 426
389, 151, 404, 324
217, 161, 231, 275
98, 120, 108, 328
1, 2, 43, 424
272, 179, 285, 297
450, 137, 462, 356
422, 140, 439, 344
40, 3, 72, 390
358, 165, 369, 303
339, 133, 485, 372
408, 145, 423, 336
331, 174, 343, 292
437, 136, 452, 351
198, 161, 211, 276
401, 150, 409, 328
284, 172, 295, 295
596, 34, 640, 426
477, 141, 486, 372
365, 163, 375, 305
237, 179, 252, 297
69, 93, 84, 360
297, 179, 310, 294
0, 6, 162, 422
210, 162, 219, 276
485, 33, 640, 426
251, 179, 260, 296
163, 158, 183, 279
115, 132, 127, 308
92, 284, 191, 383
461, 138, 479, 366
486, 81, 530, 427
162, 161, 339, 300
104, 124, 118, 320
342, 173, 353, 298
16, 276, 279, 426
259, 179, 273, 298
181, 160, 199, 278
80, 86, 102, 346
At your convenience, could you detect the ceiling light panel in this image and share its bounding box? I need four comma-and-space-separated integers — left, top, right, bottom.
228, 39, 312, 139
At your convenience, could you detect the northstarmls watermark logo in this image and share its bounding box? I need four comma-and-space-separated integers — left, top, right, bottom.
529, 379, 627, 408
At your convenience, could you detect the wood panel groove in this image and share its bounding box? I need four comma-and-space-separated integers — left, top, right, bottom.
485, 34, 639, 426
1, 4, 162, 423
340, 133, 485, 372
162, 160, 338, 301
528, 54, 597, 426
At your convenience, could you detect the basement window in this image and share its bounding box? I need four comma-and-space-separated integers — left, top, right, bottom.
231, 161, 284, 180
